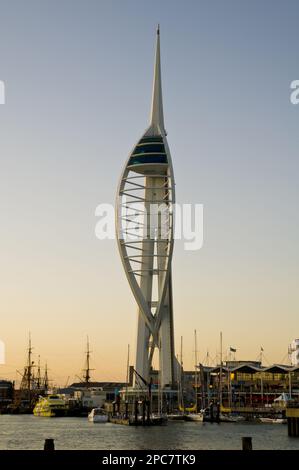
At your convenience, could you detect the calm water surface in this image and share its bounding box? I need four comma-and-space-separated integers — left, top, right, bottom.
0, 415, 299, 450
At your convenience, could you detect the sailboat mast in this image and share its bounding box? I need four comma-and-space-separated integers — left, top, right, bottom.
180, 336, 184, 411
219, 331, 223, 407
194, 330, 198, 412
125, 344, 130, 402
176, 354, 180, 410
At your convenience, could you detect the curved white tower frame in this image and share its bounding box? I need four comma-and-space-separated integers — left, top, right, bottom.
116, 27, 176, 387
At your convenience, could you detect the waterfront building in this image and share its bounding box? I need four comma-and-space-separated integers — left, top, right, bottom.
289, 339, 299, 366
0, 380, 14, 409
194, 361, 299, 411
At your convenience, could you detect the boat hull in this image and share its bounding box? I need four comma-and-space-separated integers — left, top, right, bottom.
33, 394, 68, 418
33, 408, 67, 417
259, 417, 287, 424
184, 413, 204, 422
88, 415, 108, 423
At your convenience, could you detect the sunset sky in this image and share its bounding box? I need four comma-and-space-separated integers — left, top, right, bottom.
0, 0, 299, 386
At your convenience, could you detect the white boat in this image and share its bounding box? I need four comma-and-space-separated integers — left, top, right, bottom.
259, 417, 287, 424
150, 413, 168, 424
220, 413, 245, 423
88, 408, 108, 423
167, 413, 185, 421
185, 412, 204, 422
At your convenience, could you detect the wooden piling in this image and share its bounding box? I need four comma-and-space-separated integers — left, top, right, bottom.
44, 438, 55, 451
134, 400, 138, 424
142, 400, 146, 425
287, 417, 299, 437
286, 406, 299, 437
242, 437, 252, 450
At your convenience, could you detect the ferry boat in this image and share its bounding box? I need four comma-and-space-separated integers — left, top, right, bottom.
88, 408, 108, 423
33, 394, 68, 417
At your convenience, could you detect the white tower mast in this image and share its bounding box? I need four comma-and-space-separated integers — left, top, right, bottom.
116, 27, 176, 387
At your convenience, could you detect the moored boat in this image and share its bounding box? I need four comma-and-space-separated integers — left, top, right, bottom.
88, 408, 108, 423
33, 394, 68, 417
259, 417, 287, 424
184, 412, 204, 422
167, 413, 186, 421
220, 413, 242, 423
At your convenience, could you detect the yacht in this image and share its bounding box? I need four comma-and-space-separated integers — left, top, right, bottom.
88, 408, 108, 423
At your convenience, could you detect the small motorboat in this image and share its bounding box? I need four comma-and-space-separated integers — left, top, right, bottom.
88, 408, 108, 423
150, 413, 168, 425
220, 413, 245, 423
259, 417, 287, 424
184, 412, 204, 422
167, 413, 186, 421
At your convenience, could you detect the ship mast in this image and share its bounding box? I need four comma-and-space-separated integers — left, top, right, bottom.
17, 333, 36, 408
125, 344, 130, 402
26, 332, 33, 402
194, 330, 198, 412
83, 336, 94, 387
36, 355, 41, 389
44, 362, 49, 391
180, 336, 185, 412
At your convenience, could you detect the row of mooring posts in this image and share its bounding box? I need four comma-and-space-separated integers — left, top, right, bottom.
112, 398, 152, 424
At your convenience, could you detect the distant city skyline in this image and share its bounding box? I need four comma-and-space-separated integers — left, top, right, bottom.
0, 0, 299, 386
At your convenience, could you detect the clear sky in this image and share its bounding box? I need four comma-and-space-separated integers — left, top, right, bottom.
0, 0, 299, 386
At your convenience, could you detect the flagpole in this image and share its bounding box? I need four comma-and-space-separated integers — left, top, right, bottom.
228, 355, 231, 410
260, 346, 264, 406
289, 371, 292, 399
230, 346, 232, 408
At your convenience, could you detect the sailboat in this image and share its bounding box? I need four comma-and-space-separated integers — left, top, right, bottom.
168, 338, 186, 420
217, 335, 244, 423
184, 330, 204, 422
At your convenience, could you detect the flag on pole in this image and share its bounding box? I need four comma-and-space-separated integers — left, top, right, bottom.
230, 347, 236, 353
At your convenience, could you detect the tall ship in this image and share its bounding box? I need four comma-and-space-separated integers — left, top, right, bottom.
13, 334, 49, 413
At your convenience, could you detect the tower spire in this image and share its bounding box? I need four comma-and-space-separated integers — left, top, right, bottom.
150, 25, 165, 134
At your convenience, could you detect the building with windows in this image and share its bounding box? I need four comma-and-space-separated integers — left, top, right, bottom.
194, 361, 299, 411
289, 339, 299, 366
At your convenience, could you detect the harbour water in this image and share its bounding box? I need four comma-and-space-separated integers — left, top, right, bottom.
0, 416, 299, 450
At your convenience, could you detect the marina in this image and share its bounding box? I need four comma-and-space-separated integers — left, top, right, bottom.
1, 1, 299, 455
0, 415, 299, 450
1, 334, 299, 431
